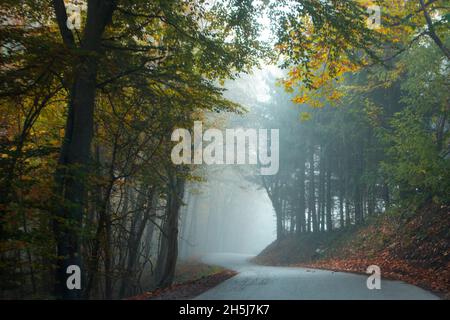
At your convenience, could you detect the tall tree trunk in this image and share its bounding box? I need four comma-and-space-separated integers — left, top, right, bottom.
155, 170, 185, 288
103, 203, 112, 299
354, 186, 363, 225
179, 190, 192, 259
296, 155, 306, 234
345, 199, 351, 226
275, 199, 283, 240
383, 183, 390, 212
52, 0, 116, 299
186, 194, 199, 257
309, 144, 317, 232
119, 187, 154, 298
339, 179, 345, 228
367, 184, 375, 216
262, 177, 283, 240
354, 143, 364, 225
319, 147, 325, 232
326, 160, 332, 232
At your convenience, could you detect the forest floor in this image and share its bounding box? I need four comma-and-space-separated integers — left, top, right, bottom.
127, 259, 236, 300
253, 203, 450, 299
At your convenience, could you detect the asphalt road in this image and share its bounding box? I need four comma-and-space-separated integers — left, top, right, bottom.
194, 253, 439, 300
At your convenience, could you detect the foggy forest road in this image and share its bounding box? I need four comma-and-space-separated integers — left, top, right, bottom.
194, 253, 439, 300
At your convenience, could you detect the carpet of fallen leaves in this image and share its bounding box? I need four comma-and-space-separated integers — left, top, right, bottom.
257, 203, 450, 299
295, 253, 450, 299
126, 261, 236, 300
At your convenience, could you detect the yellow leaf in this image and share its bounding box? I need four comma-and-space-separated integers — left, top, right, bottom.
293, 95, 308, 104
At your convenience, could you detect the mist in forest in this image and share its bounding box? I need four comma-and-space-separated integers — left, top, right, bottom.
2, 0, 448, 302
179, 67, 281, 259
179, 168, 276, 258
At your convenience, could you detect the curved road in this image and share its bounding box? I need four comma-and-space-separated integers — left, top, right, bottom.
195, 253, 439, 300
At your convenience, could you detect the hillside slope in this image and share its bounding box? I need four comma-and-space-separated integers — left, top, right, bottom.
254, 204, 450, 298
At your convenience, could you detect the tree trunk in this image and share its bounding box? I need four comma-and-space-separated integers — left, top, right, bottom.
296, 155, 306, 234
319, 147, 326, 232
326, 161, 332, 232
52, 0, 116, 299
155, 170, 185, 288
309, 144, 317, 232
275, 199, 283, 240
339, 181, 345, 228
